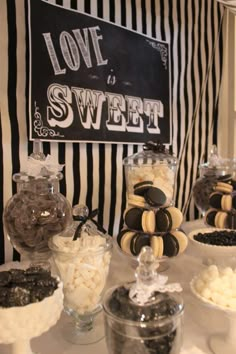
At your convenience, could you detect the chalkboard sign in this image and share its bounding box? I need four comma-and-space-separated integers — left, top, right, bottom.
28, 0, 171, 144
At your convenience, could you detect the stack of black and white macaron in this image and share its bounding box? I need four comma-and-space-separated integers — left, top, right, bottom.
117, 180, 188, 258
205, 180, 236, 229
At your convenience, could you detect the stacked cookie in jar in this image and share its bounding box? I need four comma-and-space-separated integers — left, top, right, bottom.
116, 142, 188, 259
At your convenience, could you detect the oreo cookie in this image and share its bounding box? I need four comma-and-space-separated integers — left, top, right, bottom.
205, 208, 218, 227
163, 233, 179, 257
209, 192, 222, 209
217, 174, 232, 183
124, 207, 143, 231
117, 229, 130, 248
155, 208, 172, 232
130, 233, 150, 256
233, 195, 236, 209
133, 181, 153, 196
144, 187, 167, 207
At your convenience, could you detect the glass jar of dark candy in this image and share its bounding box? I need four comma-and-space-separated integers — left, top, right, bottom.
103, 284, 184, 354
3, 170, 72, 262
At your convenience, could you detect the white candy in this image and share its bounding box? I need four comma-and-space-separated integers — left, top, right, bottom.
195, 265, 236, 310
51, 233, 111, 314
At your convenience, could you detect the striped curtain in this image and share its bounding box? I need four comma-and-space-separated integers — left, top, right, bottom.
0, 0, 224, 264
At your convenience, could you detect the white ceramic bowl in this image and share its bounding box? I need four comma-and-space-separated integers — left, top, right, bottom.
188, 227, 236, 265
0, 262, 64, 344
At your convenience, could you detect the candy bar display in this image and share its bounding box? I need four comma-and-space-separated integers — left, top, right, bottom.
0, 265, 63, 354
3, 141, 72, 261
190, 265, 236, 354
49, 205, 113, 345
192, 145, 235, 216
117, 142, 188, 261
103, 247, 184, 354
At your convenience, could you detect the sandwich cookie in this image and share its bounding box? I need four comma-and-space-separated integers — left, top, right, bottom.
124, 207, 143, 231
231, 179, 236, 190
215, 211, 229, 228
117, 229, 130, 248
233, 194, 236, 209
144, 187, 167, 207
227, 211, 236, 229
205, 208, 218, 227
141, 210, 156, 233
163, 233, 179, 257
127, 194, 146, 208
217, 174, 232, 183
221, 194, 232, 211
120, 231, 136, 255
209, 192, 223, 209
155, 208, 172, 232
130, 233, 150, 256
215, 181, 233, 194
170, 230, 188, 253
165, 206, 183, 229
133, 181, 153, 196
151, 235, 164, 258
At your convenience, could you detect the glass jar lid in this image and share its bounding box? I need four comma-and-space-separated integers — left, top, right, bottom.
123, 142, 177, 167
48, 204, 112, 256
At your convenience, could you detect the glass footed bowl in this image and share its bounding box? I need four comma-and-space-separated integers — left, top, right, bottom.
48, 224, 113, 345
0, 262, 63, 354
190, 275, 236, 354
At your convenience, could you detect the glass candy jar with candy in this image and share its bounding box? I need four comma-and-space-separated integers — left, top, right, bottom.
49, 205, 113, 345
192, 145, 234, 216
103, 246, 184, 354
123, 141, 178, 207
3, 140, 72, 262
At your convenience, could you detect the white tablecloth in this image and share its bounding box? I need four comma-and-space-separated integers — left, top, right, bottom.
0, 219, 230, 354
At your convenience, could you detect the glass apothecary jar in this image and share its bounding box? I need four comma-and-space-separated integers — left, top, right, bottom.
103, 247, 184, 354
192, 146, 234, 216
123, 142, 178, 206
3, 141, 73, 261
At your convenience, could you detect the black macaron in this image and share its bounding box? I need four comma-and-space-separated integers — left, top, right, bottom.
134, 181, 153, 196
155, 208, 172, 232
117, 229, 129, 248
163, 233, 179, 257
130, 233, 150, 256
144, 187, 167, 207
227, 211, 236, 229
233, 195, 236, 209
205, 209, 217, 226
124, 207, 143, 231
209, 192, 222, 209
217, 174, 232, 183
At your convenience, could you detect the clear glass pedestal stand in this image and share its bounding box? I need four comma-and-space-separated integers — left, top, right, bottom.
63, 305, 105, 345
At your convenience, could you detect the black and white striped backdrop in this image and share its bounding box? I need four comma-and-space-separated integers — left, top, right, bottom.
0, 0, 225, 264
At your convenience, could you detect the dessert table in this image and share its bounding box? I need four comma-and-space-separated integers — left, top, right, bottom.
0, 219, 230, 354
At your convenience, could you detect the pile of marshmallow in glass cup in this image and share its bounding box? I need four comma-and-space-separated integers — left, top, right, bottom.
117, 166, 188, 260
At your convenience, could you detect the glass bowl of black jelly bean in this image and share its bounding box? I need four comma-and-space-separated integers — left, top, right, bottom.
103, 283, 184, 354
